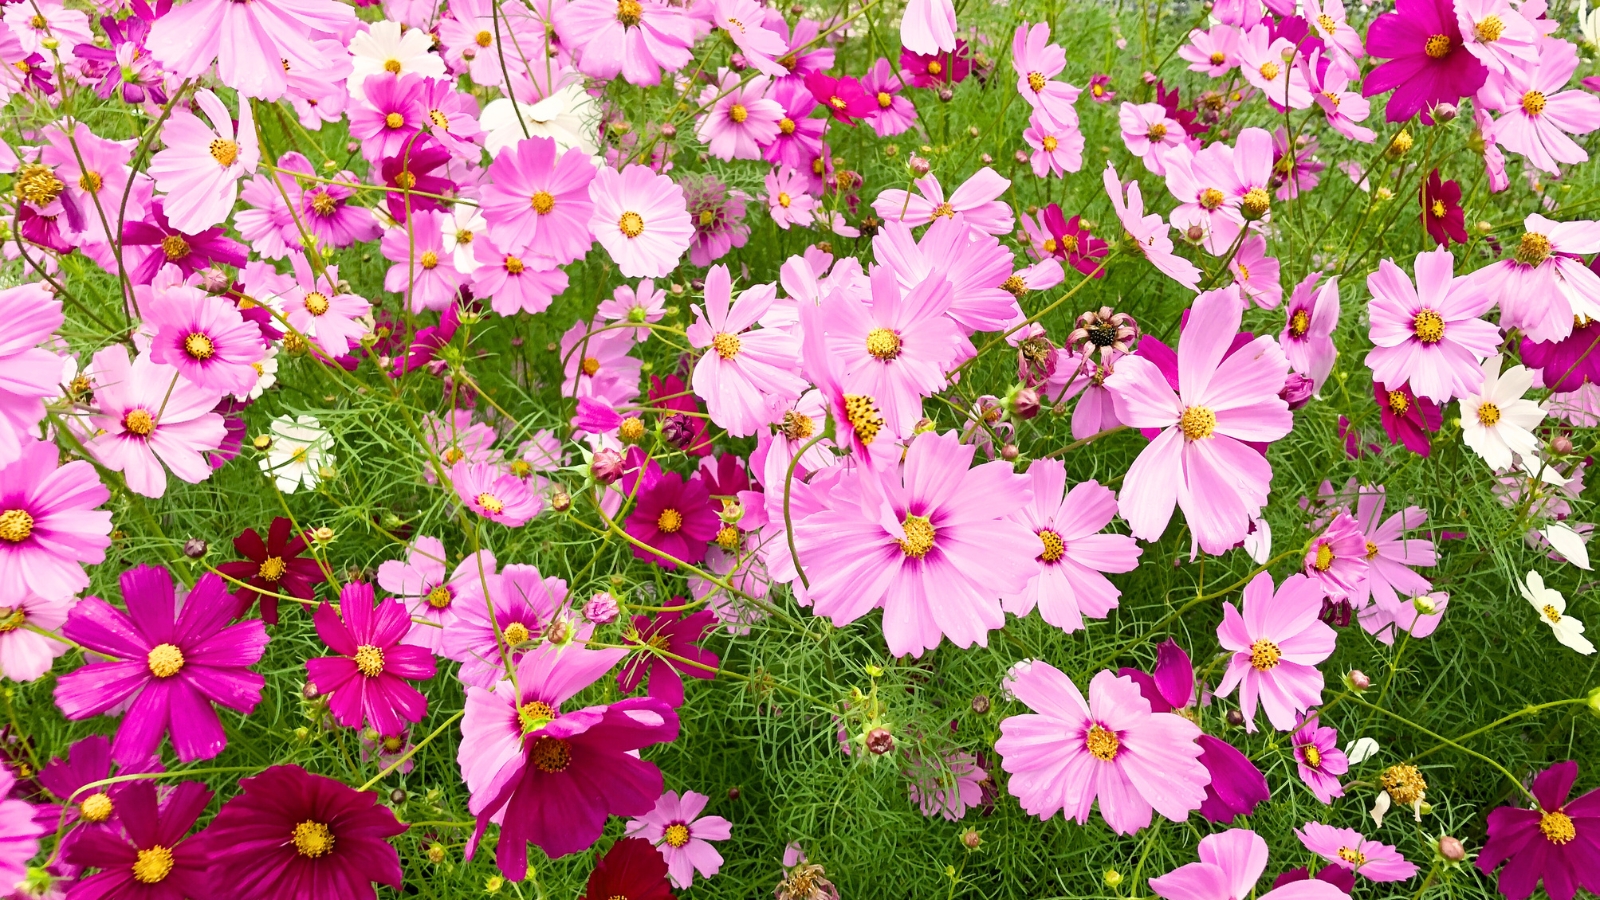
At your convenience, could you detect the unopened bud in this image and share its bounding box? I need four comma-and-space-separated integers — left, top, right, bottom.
1000, 443, 1020, 461
1347, 669, 1371, 691
1104, 869, 1124, 888
591, 448, 624, 484
583, 592, 619, 624
979, 153, 993, 164
1586, 685, 1600, 716
866, 728, 894, 755
1226, 709, 1245, 726
661, 413, 695, 450
960, 829, 981, 849
182, 538, 208, 559
1185, 224, 1206, 243
971, 694, 991, 714
1015, 149, 1030, 164
1412, 594, 1437, 615
1438, 836, 1465, 862
909, 155, 931, 177
550, 490, 571, 512
1281, 373, 1315, 410
1552, 434, 1574, 454
426, 843, 447, 863
1430, 102, 1458, 122
968, 126, 980, 139
1280, 46, 1296, 62
389, 788, 407, 804
937, 87, 954, 102
1012, 387, 1040, 420
659, 122, 677, 140
728, 786, 742, 800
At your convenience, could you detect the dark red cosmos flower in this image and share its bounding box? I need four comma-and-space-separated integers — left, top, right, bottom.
618, 608, 720, 707
623, 473, 719, 569
804, 73, 879, 125
1478, 760, 1600, 900
582, 838, 675, 900
1422, 169, 1468, 246
1522, 318, 1600, 392
201, 765, 406, 900
1272, 864, 1357, 893
216, 516, 326, 624
1362, 0, 1488, 123
1042, 205, 1110, 277
63, 780, 211, 900
899, 40, 971, 88
1374, 382, 1442, 457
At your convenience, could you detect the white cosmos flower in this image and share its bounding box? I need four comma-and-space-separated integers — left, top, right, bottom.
347, 20, 447, 88
480, 81, 600, 158
1461, 355, 1545, 471
262, 414, 335, 492
441, 205, 487, 274
1520, 570, 1595, 654
237, 345, 279, 402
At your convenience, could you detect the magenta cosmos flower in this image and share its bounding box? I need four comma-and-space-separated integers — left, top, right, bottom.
821, 267, 969, 435
1152, 829, 1349, 900
63, 779, 211, 900
1215, 572, 1336, 732
1001, 459, 1141, 633
482, 136, 597, 264
589, 165, 695, 279
307, 582, 436, 738
55, 566, 268, 764
1304, 510, 1369, 600
1478, 760, 1600, 900
1280, 273, 1340, 393
624, 790, 732, 888
0, 766, 39, 889
625, 471, 720, 569
459, 645, 680, 873
1104, 286, 1290, 555
790, 430, 1035, 657
145, 286, 267, 397
1366, 246, 1498, 404
1292, 715, 1349, 804
83, 344, 226, 499
1361, 0, 1488, 122
553, 0, 694, 86
451, 460, 542, 527
147, 0, 355, 100
688, 264, 806, 438
1297, 822, 1419, 882
0, 438, 111, 601
618, 609, 720, 707
996, 663, 1207, 835
442, 560, 571, 689
37, 734, 162, 855
1375, 382, 1442, 456
200, 765, 405, 900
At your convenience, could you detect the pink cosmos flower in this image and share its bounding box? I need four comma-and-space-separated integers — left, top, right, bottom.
1349, 486, 1436, 610
1238, 25, 1312, 109
1305, 511, 1369, 599
1303, 0, 1365, 76
1152, 829, 1349, 900
307, 582, 436, 738
624, 790, 732, 888
1455, 0, 1538, 75
1215, 572, 1337, 732
1181, 25, 1241, 77
862, 57, 917, 137
40, 123, 140, 246
0, 283, 63, 467
0, 440, 110, 602
482, 136, 596, 263
1001, 459, 1141, 633
1482, 39, 1600, 175
452, 460, 542, 527
1361, 0, 1488, 122
1229, 234, 1282, 309
699, 71, 783, 160
1296, 822, 1419, 882
0, 765, 38, 888
145, 286, 266, 397
1164, 144, 1245, 255
996, 664, 1207, 835
0, 589, 66, 681
872, 215, 1021, 332
377, 535, 486, 652
148, 89, 258, 233
1472, 214, 1600, 343
1292, 714, 1349, 804
904, 749, 985, 821
790, 430, 1035, 657
383, 210, 464, 313
458, 645, 678, 872
437, 0, 523, 88
871, 167, 1014, 236
1105, 165, 1201, 289
1024, 108, 1084, 178
711, 0, 788, 76
472, 236, 569, 316
688, 265, 806, 437
763, 80, 826, 170
147, 0, 356, 100
589, 165, 695, 278
277, 255, 371, 357
1012, 22, 1081, 123
1280, 273, 1340, 392
1303, 52, 1376, 142
1367, 246, 1499, 402
821, 268, 969, 435
1104, 286, 1289, 553
900, 0, 955, 56
82, 345, 225, 499
1359, 590, 1449, 643
443, 561, 571, 689
554, 0, 693, 86
1119, 102, 1185, 175
765, 166, 816, 229
805, 72, 879, 125
561, 318, 642, 404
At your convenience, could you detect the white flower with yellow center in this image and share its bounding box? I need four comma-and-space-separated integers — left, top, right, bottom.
1460, 355, 1545, 471
1520, 570, 1594, 654
261, 414, 335, 493
347, 20, 446, 87
480, 83, 601, 158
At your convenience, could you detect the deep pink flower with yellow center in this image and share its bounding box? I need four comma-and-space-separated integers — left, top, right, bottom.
306, 582, 436, 738
1361, 0, 1488, 122
1478, 760, 1600, 900
1215, 572, 1336, 732
624, 471, 719, 569
1304, 510, 1369, 600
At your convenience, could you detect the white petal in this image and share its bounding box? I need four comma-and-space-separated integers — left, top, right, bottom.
1544, 522, 1591, 570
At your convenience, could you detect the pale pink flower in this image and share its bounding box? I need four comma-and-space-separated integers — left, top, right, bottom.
1367, 246, 1498, 402
712, 0, 788, 77
1001, 459, 1141, 633
1305, 511, 1369, 599
1152, 829, 1349, 900
1164, 143, 1245, 255
598, 279, 667, 341
899, 0, 955, 56
871, 167, 1014, 236
1104, 164, 1202, 290
0, 440, 111, 602
1280, 273, 1340, 392
699, 74, 782, 163
1455, 0, 1538, 74
1481, 39, 1600, 175
1348, 485, 1436, 611
1118, 102, 1185, 175
553, 0, 694, 86
471, 236, 569, 317
1303, 0, 1365, 76
1471, 214, 1600, 342
148, 0, 358, 100
0, 588, 66, 682
0, 282, 64, 468
377, 536, 491, 652
82, 345, 226, 499
1229, 234, 1282, 309
765, 166, 816, 229
687, 265, 806, 437
1180, 25, 1241, 77
452, 461, 542, 527
905, 750, 985, 821
872, 215, 1021, 332
1303, 51, 1376, 142
588, 165, 695, 278
1238, 24, 1312, 109
1024, 108, 1084, 177
383, 210, 465, 312
560, 318, 641, 404
624, 790, 732, 888
1216, 572, 1337, 732
147, 89, 258, 233
278, 255, 371, 357
1103, 285, 1290, 554
1296, 822, 1419, 882
145, 285, 267, 397
1011, 22, 1081, 123
4, 0, 90, 55
481, 135, 596, 264
996, 664, 1208, 834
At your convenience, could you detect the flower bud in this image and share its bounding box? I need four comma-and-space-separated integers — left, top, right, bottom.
1015, 149, 1030, 164
389, 788, 407, 804
1279, 46, 1296, 62
1430, 102, 1458, 122
937, 87, 954, 102
659, 122, 677, 140
1587, 685, 1600, 716
661, 413, 695, 449
591, 448, 624, 484
1104, 869, 1124, 888
909, 155, 931, 176
980, 153, 993, 165
1435, 836, 1465, 861
728, 786, 742, 800
584, 592, 619, 624
1413, 594, 1437, 615
183, 538, 208, 559
1552, 434, 1574, 454
1012, 387, 1040, 420
550, 490, 571, 511
960, 829, 981, 849
866, 728, 894, 755
1226, 709, 1245, 726
1281, 373, 1315, 410
426, 843, 447, 863
1184, 224, 1206, 243
1000, 443, 1020, 461
1347, 669, 1371, 691
971, 694, 991, 714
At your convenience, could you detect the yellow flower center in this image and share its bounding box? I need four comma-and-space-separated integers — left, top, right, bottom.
1318, 13, 1337, 32
1038, 529, 1065, 563
475, 29, 493, 47
713, 332, 741, 359
1241, 188, 1271, 220
1366, 540, 1380, 559
581, 356, 601, 376
927, 60, 943, 75
1303, 744, 1322, 768
258, 555, 286, 581
1289, 309, 1311, 338
15, 164, 63, 206
1522, 91, 1546, 116
530, 735, 571, 772
477, 492, 504, 514
657, 508, 684, 533
0, 510, 33, 543
1516, 232, 1553, 265
79, 793, 113, 823
0, 607, 24, 633
1544, 603, 1562, 624
420, 251, 438, 269
125, 409, 155, 436
79, 171, 103, 193
843, 394, 884, 444
617, 0, 642, 25
1148, 123, 1168, 140
1425, 34, 1451, 58
184, 333, 215, 360
1412, 309, 1445, 343
394, 171, 416, 189
618, 417, 645, 442
1249, 639, 1281, 670
518, 699, 556, 731
1042, 237, 1058, 253
1381, 764, 1427, 805
1179, 406, 1216, 440
1431, 199, 1447, 219
778, 191, 791, 208
1477, 402, 1501, 426
160, 235, 190, 261
729, 103, 749, 123
147, 643, 185, 678
1475, 15, 1504, 42
1314, 543, 1335, 571
877, 91, 892, 108
503, 621, 530, 645
782, 411, 814, 441
385, 112, 404, 129
1209, 52, 1226, 65
664, 823, 691, 847
1027, 72, 1045, 93
133, 846, 174, 884
383, 58, 402, 73
898, 515, 936, 559
1338, 847, 1367, 867
310, 191, 337, 216
1258, 61, 1279, 81
1042, 135, 1058, 152
504, 255, 525, 274
426, 585, 452, 609
715, 524, 740, 550
304, 292, 331, 316
1541, 810, 1577, 844
866, 327, 901, 360
531, 190, 555, 214
1199, 188, 1225, 210
429, 109, 449, 129
292, 820, 335, 858
619, 211, 645, 237
1003, 275, 1026, 297
779, 117, 796, 135
354, 644, 385, 677
828, 96, 847, 110
1085, 724, 1120, 760
209, 139, 238, 167
1386, 390, 1410, 414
